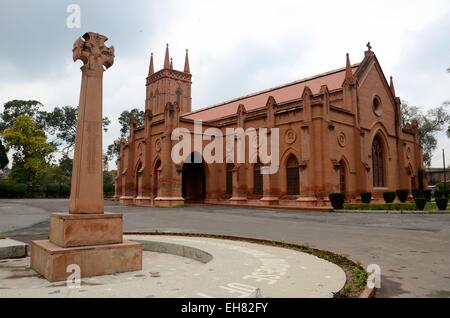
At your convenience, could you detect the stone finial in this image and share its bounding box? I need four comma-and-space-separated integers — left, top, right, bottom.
148, 53, 154, 76
164, 43, 170, 69
366, 42, 372, 51
184, 49, 190, 73
73, 32, 115, 74
389, 76, 396, 97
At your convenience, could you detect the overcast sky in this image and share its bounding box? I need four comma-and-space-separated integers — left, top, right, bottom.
0, 0, 449, 167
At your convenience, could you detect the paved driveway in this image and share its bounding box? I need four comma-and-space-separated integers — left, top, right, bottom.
1, 199, 449, 298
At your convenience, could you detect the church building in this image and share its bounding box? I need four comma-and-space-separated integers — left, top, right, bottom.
115, 43, 424, 208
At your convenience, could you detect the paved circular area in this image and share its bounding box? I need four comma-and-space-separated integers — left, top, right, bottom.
0, 235, 346, 298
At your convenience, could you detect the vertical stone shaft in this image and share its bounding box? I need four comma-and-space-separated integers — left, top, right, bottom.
69, 32, 115, 214
69, 69, 104, 213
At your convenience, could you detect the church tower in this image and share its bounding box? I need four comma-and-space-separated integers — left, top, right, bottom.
145, 44, 192, 115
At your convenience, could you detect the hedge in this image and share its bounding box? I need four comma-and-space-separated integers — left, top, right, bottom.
344, 203, 416, 211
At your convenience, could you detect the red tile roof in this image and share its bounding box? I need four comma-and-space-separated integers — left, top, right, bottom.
183, 64, 359, 121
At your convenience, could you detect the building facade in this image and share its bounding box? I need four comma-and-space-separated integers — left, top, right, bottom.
115, 44, 424, 208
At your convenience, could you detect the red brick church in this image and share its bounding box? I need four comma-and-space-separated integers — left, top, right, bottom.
114, 43, 424, 208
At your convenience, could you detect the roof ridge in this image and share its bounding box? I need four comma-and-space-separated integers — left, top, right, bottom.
183, 63, 360, 117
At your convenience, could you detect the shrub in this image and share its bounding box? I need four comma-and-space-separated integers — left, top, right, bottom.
329, 192, 345, 210
423, 190, 432, 201
383, 192, 396, 203
11, 183, 27, 198
434, 190, 444, 198
412, 189, 423, 198
395, 189, 409, 203
435, 198, 448, 211
344, 203, 416, 211
0, 180, 10, 197
360, 192, 372, 204
414, 198, 427, 211
60, 184, 70, 197
45, 183, 60, 198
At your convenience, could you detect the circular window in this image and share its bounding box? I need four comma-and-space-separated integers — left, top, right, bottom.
372, 95, 382, 116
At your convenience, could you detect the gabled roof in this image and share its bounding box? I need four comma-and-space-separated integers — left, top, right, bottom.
183, 63, 360, 121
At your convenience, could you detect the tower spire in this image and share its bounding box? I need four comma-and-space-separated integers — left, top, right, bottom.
148, 52, 154, 76
344, 53, 355, 85
184, 49, 190, 73
389, 76, 396, 97
170, 57, 173, 69
345, 53, 352, 78
164, 43, 170, 69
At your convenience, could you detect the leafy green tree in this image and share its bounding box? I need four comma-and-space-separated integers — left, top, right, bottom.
2, 116, 56, 192
39, 105, 110, 154
0, 140, 8, 169
103, 170, 116, 197
0, 100, 44, 131
106, 108, 144, 163
401, 101, 450, 167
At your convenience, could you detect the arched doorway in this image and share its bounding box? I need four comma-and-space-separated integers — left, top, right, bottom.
286, 155, 300, 195
182, 152, 206, 201
253, 161, 263, 196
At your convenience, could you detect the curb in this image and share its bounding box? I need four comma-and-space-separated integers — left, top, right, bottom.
359, 287, 376, 298
334, 209, 450, 214
124, 231, 373, 298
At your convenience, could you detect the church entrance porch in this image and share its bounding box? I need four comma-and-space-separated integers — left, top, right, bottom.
182, 153, 206, 202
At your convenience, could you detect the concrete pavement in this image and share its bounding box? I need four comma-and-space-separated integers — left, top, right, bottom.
0, 235, 345, 298
1, 199, 450, 298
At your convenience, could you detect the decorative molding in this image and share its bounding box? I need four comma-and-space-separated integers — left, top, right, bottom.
337, 132, 346, 147
284, 129, 297, 144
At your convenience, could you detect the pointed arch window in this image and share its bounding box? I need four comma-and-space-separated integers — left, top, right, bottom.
176, 89, 182, 106
339, 160, 346, 193
286, 155, 300, 195
154, 90, 160, 112
226, 163, 234, 195
372, 135, 385, 187
253, 161, 263, 196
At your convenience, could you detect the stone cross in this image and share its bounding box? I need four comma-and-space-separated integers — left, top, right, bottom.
69, 32, 115, 214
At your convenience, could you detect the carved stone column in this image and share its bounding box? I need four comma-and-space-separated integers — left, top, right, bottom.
30, 33, 142, 282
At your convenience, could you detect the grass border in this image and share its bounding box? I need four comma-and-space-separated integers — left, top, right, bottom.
124, 231, 371, 298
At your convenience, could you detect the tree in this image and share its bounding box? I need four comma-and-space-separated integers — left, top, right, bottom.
106, 108, 144, 163
0, 140, 8, 169
401, 101, 450, 166
39, 105, 110, 154
0, 100, 43, 131
118, 108, 145, 136
2, 116, 56, 192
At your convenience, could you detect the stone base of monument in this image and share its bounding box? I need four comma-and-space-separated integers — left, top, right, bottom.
30, 240, 142, 282
30, 212, 143, 282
